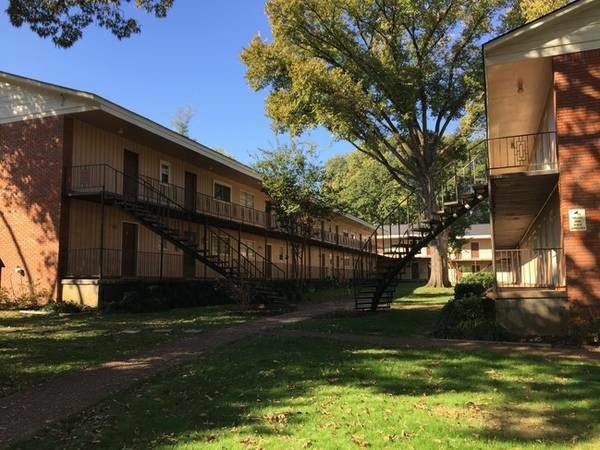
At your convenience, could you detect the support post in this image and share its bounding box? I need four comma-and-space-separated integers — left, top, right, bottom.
99, 165, 106, 279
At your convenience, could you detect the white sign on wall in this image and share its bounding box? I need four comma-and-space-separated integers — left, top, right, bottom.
569, 209, 587, 231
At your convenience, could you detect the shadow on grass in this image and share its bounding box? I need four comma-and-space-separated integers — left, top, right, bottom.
18, 335, 600, 449
0, 307, 254, 397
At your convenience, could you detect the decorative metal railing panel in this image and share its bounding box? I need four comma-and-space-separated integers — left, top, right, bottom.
488, 131, 557, 174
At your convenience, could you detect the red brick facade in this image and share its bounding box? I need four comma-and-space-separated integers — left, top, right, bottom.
554, 49, 600, 311
0, 117, 66, 299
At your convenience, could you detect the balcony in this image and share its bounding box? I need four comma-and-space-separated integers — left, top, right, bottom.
66, 164, 369, 252
488, 131, 557, 176
494, 248, 565, 289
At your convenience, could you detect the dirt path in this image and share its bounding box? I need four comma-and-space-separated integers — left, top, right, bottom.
0, 299, 351, 447
276, 329, 600, 362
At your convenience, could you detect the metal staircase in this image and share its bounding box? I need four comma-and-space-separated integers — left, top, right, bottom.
353, 145, 489, 311
73, 164, 284, 292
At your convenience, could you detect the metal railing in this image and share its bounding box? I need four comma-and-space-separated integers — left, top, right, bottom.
66, 164, 283, 280
495, 248, 565, 288
66, 164, 368, 252
488, 131, 557, 174
66, 248, 348, 281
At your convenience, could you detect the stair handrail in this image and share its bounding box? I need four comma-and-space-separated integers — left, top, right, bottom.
93, 164, 282, 281
353, 140, 488, 278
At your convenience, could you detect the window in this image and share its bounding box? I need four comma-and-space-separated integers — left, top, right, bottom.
160, 161, 171, 185
241, 240, 255, 259
471, 242, 480, 259
214, 182, 231, 202
471, 262, 481, 273
240, 191, 255, 209
279, 247, 284, 261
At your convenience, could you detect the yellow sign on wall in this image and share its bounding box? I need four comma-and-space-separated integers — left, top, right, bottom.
569, 209, 586, 231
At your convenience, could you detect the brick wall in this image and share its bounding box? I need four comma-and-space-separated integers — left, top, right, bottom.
0, 117, 66, 300
554, 49, 600, 312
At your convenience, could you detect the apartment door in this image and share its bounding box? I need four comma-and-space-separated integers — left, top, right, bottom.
123, 150, 139, 200
265, 244, 273, 279
184, 172, 197, 211
182, 231, 197, 278
121, 223, 138, 277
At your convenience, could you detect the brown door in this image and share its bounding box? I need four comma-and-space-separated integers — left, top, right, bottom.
184, 172, 197, 211
183, 232, 197, 278
123, 150, 139, 200
121, 223, 138, 277
265, 244, 273, 279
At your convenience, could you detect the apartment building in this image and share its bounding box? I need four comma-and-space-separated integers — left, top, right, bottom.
484, 0, 600, 334
0, 72, 374, 306
379, 223, 492, 284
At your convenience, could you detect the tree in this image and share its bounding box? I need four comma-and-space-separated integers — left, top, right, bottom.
171, 106, 195, 137
253, 141, 333, 280
6, 0, 174, 48
242, 0, 508, 287
503, 0, 569, 27
325, 150, 404, 225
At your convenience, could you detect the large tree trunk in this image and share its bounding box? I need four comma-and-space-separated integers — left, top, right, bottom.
426, 228, 451, 288
421, 173, 452, 288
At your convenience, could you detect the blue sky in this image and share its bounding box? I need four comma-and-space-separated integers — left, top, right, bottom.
0, 0, 349, 164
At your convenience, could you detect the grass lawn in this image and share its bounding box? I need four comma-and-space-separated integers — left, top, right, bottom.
15, 334, 600, 449
0, 305, 255, 398
294, 282, 453, 337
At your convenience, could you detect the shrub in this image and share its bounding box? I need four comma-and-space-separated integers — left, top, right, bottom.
0, 285, 51, 310
44, 301, 90, 314
433, 294, 509, 341
454, 271, 494, 299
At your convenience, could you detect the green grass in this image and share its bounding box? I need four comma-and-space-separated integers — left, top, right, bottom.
15, 334, 600, 450
0, 305, 255, 398
293, 282, 453, 337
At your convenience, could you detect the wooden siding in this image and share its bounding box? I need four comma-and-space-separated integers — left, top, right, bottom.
0, 79, 92, 124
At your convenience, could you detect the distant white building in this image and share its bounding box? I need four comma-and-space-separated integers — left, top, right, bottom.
380, 223, 492, 285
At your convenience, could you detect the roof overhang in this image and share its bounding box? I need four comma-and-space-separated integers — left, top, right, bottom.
484, 0, 600, 66
0, 71, 261, 183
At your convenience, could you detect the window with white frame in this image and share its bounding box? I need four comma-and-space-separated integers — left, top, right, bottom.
240, 191, 255, 208
214, 182, 231, 202
160, 161, 171, 185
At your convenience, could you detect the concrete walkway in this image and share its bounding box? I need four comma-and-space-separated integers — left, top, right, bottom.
0, 299, 351, 447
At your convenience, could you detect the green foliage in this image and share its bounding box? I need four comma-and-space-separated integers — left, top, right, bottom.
447, 202, 490, 251
459, 271, 495, 290
435, 271, 503, 340
0, 285, 52, 310
44, 301, 90, 314
7, 0, 174, 48
503, 0, 569, 29
433, 294, 508, 340
101, 281, 234, 313
254, 140, 333, 277
325, 150, 404, 224
242, 0, 509, 200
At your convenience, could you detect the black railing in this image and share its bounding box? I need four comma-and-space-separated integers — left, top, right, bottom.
353, 141, 489, 281
66, 164, 284, 281
67, 164, 368, 252
488, 131, 557, 173
66, 248, 350, 281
